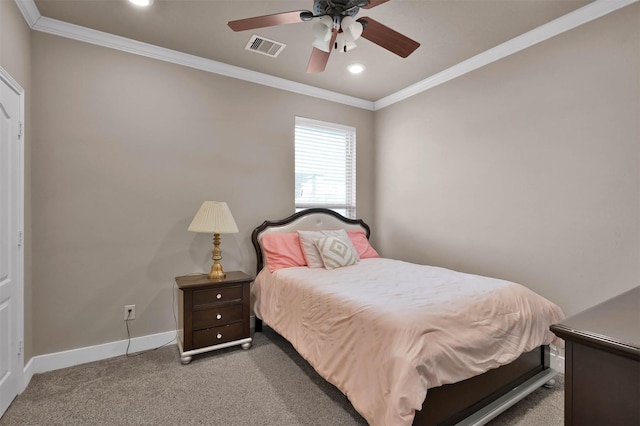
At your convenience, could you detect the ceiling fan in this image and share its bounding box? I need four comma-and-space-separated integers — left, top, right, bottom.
228, 0, 420, 73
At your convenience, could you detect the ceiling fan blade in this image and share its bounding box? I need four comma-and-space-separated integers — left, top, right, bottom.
228, 10, 308, 32
306, 48, 331, 74
306, 29, 338, 73
362, 0, 391, 9
358, 16, 420, 58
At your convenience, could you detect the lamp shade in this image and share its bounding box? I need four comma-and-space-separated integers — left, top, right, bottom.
188, 201, 239, 234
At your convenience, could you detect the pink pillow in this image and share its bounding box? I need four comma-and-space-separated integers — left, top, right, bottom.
347, 230, 380, 259
261, 233, 307, 272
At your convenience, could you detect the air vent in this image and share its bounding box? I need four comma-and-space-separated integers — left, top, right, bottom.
245, 34, 286, 58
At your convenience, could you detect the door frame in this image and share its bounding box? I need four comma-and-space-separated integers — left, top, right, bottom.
0, 65, 26, 403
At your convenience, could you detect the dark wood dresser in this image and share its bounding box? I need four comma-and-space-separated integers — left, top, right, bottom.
550, 286, 640, 425
175, 271, 252, 364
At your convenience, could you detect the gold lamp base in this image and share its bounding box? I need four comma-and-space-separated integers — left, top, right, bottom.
208, 263, 225, 281
207, 233, 226, 281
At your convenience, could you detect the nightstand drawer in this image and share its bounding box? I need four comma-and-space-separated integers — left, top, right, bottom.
192, 304, 243, 329
193, 285, 242, 306
193, 322, 244, 348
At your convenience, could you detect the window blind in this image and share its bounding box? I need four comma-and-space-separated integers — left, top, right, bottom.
295, 117, 356, 218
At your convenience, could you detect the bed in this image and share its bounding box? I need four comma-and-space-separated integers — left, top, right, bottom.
251, 208, 564, 426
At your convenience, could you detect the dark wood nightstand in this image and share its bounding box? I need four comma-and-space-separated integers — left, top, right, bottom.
175, 271, 252, 364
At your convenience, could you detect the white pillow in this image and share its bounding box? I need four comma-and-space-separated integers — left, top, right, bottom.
315, 236, 358, 269
297, 229, 360, 268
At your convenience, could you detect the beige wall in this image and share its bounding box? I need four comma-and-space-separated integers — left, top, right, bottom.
31, 32, 375, 355
10, 0, 640, 358
0, 0, 32, 362
374, 3, 639, 317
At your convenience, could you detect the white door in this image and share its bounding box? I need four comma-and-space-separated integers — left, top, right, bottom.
0, 68, 24, 417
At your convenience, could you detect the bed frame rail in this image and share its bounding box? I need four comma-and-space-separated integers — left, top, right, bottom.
415, 345, 554, 425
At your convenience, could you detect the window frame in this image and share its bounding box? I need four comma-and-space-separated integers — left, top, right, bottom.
294, 116, 356, 218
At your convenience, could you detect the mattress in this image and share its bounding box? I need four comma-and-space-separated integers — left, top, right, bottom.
252, 257, 564, 426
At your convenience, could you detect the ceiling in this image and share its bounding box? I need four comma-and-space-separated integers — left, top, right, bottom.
31, 0, 595, 102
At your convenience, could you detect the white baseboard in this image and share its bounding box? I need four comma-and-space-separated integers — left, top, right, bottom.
24, 330, 177, 380
22, 357, 35, 393
21, 319, 262, 390
20, 324, 562, 396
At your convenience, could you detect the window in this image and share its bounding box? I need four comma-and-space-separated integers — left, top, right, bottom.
295, 117, 356, 218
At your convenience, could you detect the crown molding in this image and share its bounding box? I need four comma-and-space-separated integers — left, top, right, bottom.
14, 0, 638, 112
374, 0, 639, 110
14, 0, 40, 27
13, 0, 374, 111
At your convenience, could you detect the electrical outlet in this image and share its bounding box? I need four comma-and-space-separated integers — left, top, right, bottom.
124, 305, 136, 321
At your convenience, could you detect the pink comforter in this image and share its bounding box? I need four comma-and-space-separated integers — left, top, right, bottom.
252, 258, 564, 426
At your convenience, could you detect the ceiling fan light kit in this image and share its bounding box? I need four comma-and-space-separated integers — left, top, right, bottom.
227, 0, 419, 74
335, 33, 358, 53
341, 16, 363, 41
314, 15, 334, 35
312, 39, 331, 53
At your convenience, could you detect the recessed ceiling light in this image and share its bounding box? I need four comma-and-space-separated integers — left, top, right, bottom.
347, 63, 365, 74
128, 0, 153, 6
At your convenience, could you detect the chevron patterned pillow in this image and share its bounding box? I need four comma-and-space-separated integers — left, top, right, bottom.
315, 236, 358, 270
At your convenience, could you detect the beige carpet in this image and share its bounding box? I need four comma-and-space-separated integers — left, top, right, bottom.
1, 328, 563, 425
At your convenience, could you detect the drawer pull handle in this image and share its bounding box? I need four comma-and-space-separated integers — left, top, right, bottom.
216, 294, 222, 300
216, 333, 223, 339
216, 314, 222, 320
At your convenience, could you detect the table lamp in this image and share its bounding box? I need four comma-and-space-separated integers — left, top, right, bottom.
188, 201, 239, 280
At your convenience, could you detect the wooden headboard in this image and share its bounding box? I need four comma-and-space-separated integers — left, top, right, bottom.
251, 208, 371, 273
